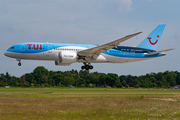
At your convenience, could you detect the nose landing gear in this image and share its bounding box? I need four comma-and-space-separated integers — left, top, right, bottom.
17, 59, 22, 66
18, 63, 21, 66
81, 63, 93, 70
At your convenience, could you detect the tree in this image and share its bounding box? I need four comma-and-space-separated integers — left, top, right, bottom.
5, 72, 11, 85
0, 74, 7, 86
53, 73, 63, 86
41, 74, 48, 84
21, 75, 26, 84
89, 83, 93, 87
98, 74, 106, 87
144, 78, 150, 88
84, 73, 98, 85
155, 72, 168, 87
106, 73, 121, 87
10, 76, 19, 86
0, 81, 6, 86
175, 71, 180, 85
63, 76, 75, 86
149, 76, 157, 83
166, 72, 177, 86
25, 73, 34, 84
2, 66, 180, 88
122, 80, 127, 86
151, 83, 157, 87
24, 81, 30, 87
126, 75, 134, 87
33, 66, 49, 84
79, 70, 89, 78
64, 71, 73, 77
133, 79, 139, 86
134, 84, 140, 88
84, 73, 91, 84
48, 78, 55, 86
78, 78, 86, 87
74, 74, 80, 87
0, 76, 7, 85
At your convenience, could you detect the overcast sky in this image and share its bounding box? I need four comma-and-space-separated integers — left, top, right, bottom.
0, 0, 180, 77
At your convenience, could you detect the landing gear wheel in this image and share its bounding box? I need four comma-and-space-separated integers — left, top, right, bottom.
17, 59, 22, 66
85, 65, 89, 70
81, 66, 85, 70
81, 63, 94, 70
18, 63, 21, 66
89, 66, 93, 70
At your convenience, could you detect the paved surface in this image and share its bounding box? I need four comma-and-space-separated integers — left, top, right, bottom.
0, 92, 180, 94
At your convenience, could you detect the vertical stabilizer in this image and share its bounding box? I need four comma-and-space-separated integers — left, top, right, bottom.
137, 24, 166, 50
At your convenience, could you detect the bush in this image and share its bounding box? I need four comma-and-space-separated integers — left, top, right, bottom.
135, 84, 140, 88
80, 84, 85, 87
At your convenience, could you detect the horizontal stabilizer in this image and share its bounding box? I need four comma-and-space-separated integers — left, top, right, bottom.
144, 48, 175, 55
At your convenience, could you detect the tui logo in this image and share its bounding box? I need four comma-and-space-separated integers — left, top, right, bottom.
148, 35, 159, 45
27, 44, 42, 50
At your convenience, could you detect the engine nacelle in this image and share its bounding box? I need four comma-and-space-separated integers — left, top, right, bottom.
54, 51, 78, 66
55, 61, 71, 66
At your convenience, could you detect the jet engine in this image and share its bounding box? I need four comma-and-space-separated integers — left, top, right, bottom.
54, 51, 78, 66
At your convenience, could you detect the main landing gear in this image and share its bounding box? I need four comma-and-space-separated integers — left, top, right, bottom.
81, 63, 93, 70
17, 59, 22, 66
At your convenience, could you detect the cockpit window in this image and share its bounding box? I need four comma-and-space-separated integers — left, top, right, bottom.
9, 47, 14, 49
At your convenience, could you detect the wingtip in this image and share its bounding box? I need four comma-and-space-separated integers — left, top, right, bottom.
135, 31, 142, 35
159, 23, 166, 26
170, 48, 175, 50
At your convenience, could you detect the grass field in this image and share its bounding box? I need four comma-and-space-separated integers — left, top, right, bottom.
0, 87, 180, 93
0, 88, 180, 120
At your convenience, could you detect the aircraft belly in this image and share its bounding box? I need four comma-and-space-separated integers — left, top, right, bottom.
13, 52, 55, 61
101, 54, 153, 63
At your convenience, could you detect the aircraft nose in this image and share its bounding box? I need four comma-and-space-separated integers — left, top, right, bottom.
4, 51, 9, 57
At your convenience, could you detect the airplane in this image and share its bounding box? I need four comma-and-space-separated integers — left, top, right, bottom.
4, 24, 174, 70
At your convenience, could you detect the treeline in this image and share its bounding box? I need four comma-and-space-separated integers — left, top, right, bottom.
0, 66, 180, 88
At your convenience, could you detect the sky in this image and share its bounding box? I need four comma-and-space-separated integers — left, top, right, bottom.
0, 0, 180, 77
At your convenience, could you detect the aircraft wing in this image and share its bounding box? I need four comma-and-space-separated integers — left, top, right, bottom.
78, 32, 142, 61
144, 48, 175, 55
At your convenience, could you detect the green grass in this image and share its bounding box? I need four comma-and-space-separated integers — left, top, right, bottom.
0, 87, 180, 93
0, 93, 176, 98
0, 88, 180, 120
